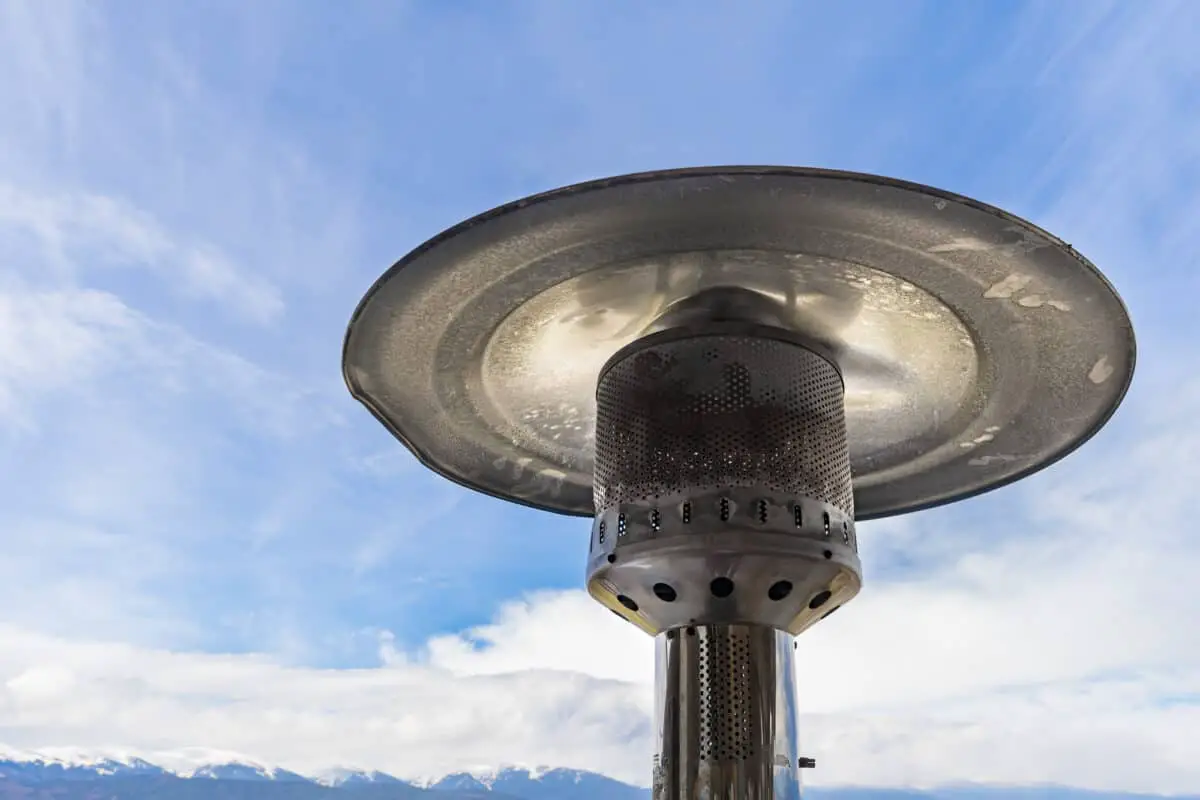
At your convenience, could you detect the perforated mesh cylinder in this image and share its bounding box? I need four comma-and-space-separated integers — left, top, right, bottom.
594, 329, 854, 517
586, 327, 862, 637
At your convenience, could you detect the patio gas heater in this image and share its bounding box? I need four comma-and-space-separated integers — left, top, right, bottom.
342, 168, 1135, 799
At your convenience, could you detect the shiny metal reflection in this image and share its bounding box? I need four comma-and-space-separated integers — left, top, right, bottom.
484, 254, 975, 472
343, 166, 1136, 520
653, 625, 802, 800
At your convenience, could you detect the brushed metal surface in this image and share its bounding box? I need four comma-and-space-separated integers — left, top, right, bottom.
343, 166, 1135, 519
653, 625, 802, 800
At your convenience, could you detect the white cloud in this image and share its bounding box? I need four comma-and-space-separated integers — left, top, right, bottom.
0, 275, 344, 646
0, 286, 139, 427
424, 591, 653, 685
0, 618, 652, 785
0, 184, 284, 325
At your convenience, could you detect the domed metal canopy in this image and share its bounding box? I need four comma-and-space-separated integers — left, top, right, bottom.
342, 166, 1135, 521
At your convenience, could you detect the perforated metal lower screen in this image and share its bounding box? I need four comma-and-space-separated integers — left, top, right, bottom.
594, 333, 853, 516
698, 629, 753, 761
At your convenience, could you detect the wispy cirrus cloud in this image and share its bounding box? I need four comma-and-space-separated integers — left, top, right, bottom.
0, 186, 284, 324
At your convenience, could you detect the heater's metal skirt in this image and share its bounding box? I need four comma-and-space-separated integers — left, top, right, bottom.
653, 625, 802, 800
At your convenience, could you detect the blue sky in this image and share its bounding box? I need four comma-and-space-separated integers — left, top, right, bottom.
0, 0, 1197, 792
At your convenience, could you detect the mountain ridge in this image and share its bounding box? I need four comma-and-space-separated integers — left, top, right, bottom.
1, 748, 1196, 800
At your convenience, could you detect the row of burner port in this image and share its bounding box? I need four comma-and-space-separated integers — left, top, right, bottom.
591, 495, 857, 549
612, 575, 839, 618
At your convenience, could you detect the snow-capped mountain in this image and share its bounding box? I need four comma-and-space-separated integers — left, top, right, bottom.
316, 767, 409, 787
0, 747, 169, 782
0, 749, 585, 798
0, 748, 1197, 800
428, 767, 646, 800
191, 762, 310, 782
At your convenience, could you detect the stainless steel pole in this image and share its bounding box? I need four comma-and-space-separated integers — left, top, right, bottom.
653, 624, 802, 800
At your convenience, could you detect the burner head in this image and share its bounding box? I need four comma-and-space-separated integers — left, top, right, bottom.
587, 326, 860, 635
342, 167, 1135, 520
593, 326, 852, 516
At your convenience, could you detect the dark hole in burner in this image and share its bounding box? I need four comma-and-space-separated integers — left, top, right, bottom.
653, 582, 678, 602
768, 580, 793, 601
686, 626, 696, 636
823, 549, 833, 560
808, 590, 832, 610
617, 594, 639, 612
710, 577, 735, 598
607, 554, 616, 564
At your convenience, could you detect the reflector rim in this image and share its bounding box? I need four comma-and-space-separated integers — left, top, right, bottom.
343, 165, 1137, 521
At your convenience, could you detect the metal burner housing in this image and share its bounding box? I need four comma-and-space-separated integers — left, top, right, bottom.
587, 325, 862, 637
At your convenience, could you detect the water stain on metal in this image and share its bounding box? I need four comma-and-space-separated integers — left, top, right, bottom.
1018, 294, 1071, 311
1089, 356, 1114, 385
984, 274, 1033, 299
929, 237, 993, 253
969, 454, 1017, 467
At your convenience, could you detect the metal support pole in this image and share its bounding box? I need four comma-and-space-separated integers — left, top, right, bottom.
653, 624, 802, 800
